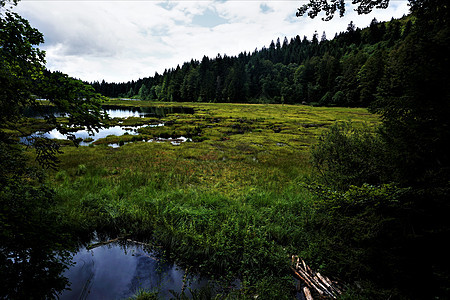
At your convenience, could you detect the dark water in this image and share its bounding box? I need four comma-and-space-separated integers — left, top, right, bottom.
22, 105, 67, 118
59, 242, 207, 299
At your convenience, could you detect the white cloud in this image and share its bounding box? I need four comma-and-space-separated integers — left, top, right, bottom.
14, 0, 410, 82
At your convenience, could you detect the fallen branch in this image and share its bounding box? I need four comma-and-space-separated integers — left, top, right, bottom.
303, 286, 313, 300
126, 238, 163, 248
135, 252, 159, 261
86, 237, 125, 250
86, 236, 162, 250
291, 255, 343, 299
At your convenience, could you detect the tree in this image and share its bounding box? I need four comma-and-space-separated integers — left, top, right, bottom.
357, 49, 385, 106
299, 0, 450, 297
298, 0, 449, 184
335, 50, 366, 106
223, 60, 248, 102
346, 20, 355, 32
1, 1, 106, 128
180, 66, 200, 101
367, 18, 387, 43
1, 1, 107, 297
138, 83, 149, 100
297, 0, 389, 21
311, 122, 389, 189
371, 22, 450, 187
320, 31, 327, 42
1, 1, 45, 125
316, 52, 340, 98
297, 0, 449, 22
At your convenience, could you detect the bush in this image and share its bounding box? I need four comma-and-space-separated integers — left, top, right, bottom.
311, 122, 389, 190
302, 183, 415, 297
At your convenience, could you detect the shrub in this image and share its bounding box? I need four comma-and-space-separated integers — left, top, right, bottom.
311, 122, 389, 189
302, 183, 413, 297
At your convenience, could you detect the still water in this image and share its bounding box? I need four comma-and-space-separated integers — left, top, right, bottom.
102, 106, 194, 118
31, 125, 146, 145
59, 242, 207, 299
23, 105, 194, 119
23, 105, 193, 146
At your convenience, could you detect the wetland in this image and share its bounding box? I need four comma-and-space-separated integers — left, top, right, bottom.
8, 101, 379, 298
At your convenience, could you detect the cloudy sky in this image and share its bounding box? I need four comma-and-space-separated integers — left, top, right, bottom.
14, 0, 410, 83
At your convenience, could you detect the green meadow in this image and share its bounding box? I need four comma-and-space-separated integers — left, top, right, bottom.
29, 101, 379, 297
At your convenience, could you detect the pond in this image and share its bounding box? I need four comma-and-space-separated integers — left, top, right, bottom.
24, 124, 192, 147
22, 105, 194, 147
59, 241, 207, 299
25, 125, 147, 146
102, 105, 195, 118
23, 105, 195, 119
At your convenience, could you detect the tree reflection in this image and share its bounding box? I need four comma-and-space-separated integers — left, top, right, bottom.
0, 138, 75, 299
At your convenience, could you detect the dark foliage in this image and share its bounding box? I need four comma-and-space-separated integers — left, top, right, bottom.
311, 122, 390, 189
0, 136, 75, 298
1, 1, 108, 297
371, 15, 450, 187
304, 1, 450, 298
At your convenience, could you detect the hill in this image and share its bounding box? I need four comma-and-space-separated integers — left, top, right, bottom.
91, 15, 413, 107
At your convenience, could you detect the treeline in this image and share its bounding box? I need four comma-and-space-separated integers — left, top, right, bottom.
91, 16, 413, 107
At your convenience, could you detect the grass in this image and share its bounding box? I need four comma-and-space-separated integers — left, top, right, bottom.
25, 101, 379, 298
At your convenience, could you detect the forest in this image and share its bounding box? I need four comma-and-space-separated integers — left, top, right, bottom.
92, 15, 411, 107
1, 0, 450, 299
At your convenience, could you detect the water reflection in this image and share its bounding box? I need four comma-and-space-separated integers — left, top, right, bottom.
22, 106, 194, 147
102, 106, 195, 118
59, 243, 206, 299
23, 106, 195, 119
105, 108, 151, 118
147, 136, 192, 146
41, 126, 144, 145
22, 105, 66, 119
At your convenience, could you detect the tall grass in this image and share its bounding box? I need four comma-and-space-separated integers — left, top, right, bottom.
51, 160, 313, 297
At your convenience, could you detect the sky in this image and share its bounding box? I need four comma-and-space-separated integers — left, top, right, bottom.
14, 0, 410, 83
